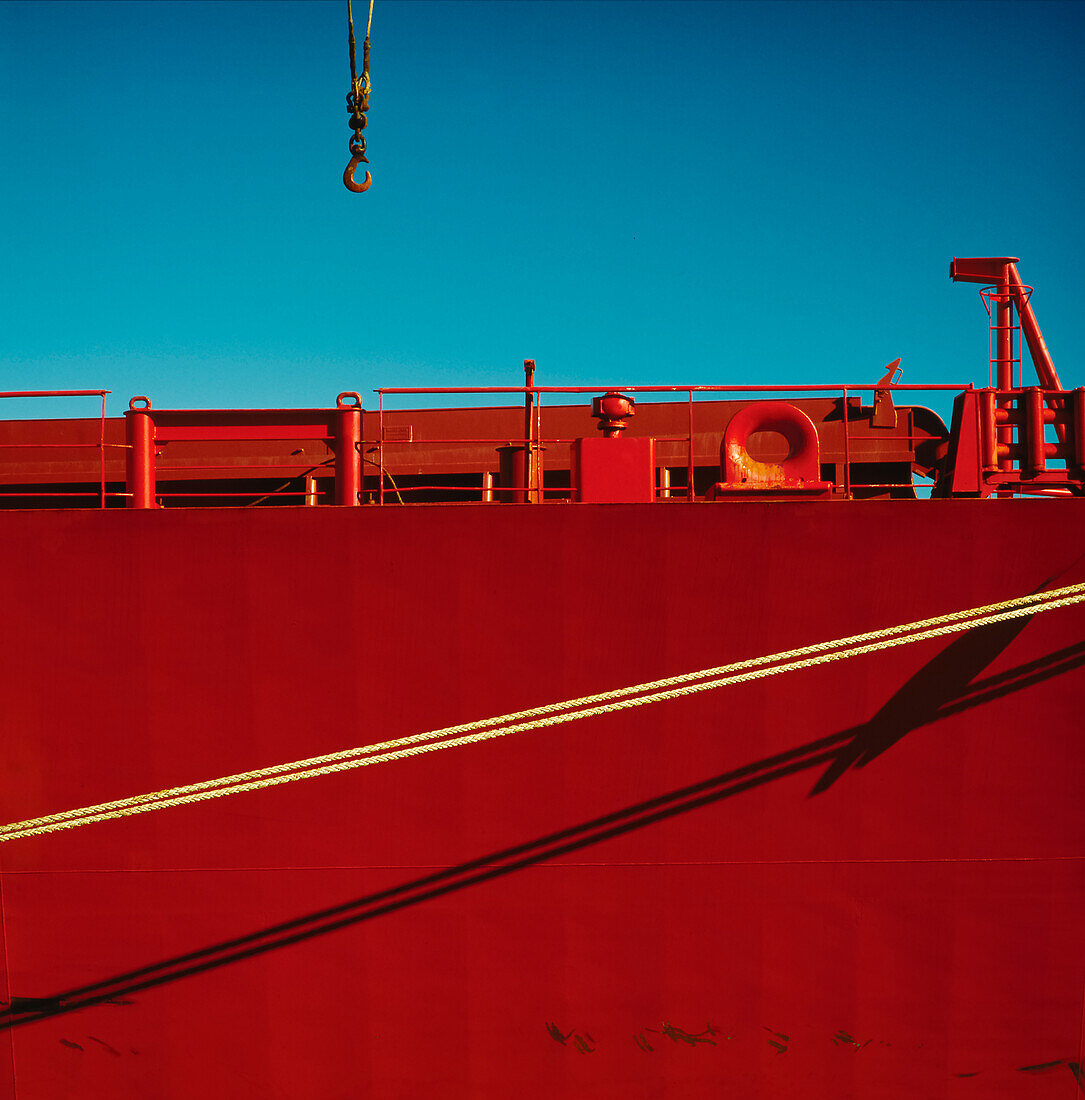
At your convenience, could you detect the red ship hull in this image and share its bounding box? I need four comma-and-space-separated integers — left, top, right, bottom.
1, 500, 1082, 1097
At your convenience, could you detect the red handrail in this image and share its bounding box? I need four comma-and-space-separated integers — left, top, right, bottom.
0, 390, 112, 508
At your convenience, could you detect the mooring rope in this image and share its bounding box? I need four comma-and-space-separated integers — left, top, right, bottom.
2, 581, 1083, 843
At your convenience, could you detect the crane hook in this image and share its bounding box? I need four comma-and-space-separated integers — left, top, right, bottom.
343, 96, 371, 193
344, 153, 372, 193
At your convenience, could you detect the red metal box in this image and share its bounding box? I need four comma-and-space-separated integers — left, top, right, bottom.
572, 436, 656, 503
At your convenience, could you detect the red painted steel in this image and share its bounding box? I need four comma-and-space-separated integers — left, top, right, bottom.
0, 388, 955, 502
523, 361, 541, 504
5, 380, 1082, 507
996, 275, 1016, 479
0, 391, 112, 507
952, 258, 1067, 449
0, 503, 1082, 1098
725, 402, 824, 487
0, 259, 1082, 1097
124, 401, 155, 509
708, 402, 834, 499
1025, 387, 1046, 473
572, 436, 656, 503
0, 391, 110, 399
951, 259, 1060, 393
591, 392, 636, 438
954, 388, 1085, 496
1008, 261, 1062, 393
376, 384, 973, 395
571, 393, 656, 503
1074, 389, 1085, 470
334, 393, 362, 506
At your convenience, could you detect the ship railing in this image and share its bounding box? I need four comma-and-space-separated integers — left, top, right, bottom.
123, 394, 363, 509
8, 382, 1080, 507
0, 390, 125, 508
373, 383, 975, 503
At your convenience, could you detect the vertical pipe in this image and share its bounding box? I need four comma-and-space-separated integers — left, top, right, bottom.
524, 360, 537, 503
378, 391, 385, 506
335, 394, 362, 506
1006, 262, 1068, 447
979, 390, 998, 471
534, 391, 543, 503
1072, 388, 1085, 469
482, 470, 494, 503
498, 446, 527, 503
1024, 387, 1045, 473
996, 268, 1014, 480
125, 399, 155, 509
1007, 263, 1061, 390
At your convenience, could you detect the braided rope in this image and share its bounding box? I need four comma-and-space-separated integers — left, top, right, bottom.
2, 582, 1082, 843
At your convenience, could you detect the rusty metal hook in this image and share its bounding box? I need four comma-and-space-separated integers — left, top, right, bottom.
343, 153, 372, 193
343, 122, 370, 193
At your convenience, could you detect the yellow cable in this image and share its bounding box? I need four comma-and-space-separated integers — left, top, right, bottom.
363, 0, 373, 95
2, 582, 1082, 842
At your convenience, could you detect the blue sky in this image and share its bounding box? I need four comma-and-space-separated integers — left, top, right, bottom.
1, 0, 1083, 420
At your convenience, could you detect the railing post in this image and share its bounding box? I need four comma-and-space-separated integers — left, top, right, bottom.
687, 389, 694, 502
524, 359, 539, 503
335, 393, 363, 506
99, 392, 107, 508
842, 387, 851, 499
125, 397, 156, 509
378, 391, 385, 505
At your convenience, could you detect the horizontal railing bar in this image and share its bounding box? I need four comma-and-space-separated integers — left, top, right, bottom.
373, 437, 536, 446
0, 442, 128, 450
384, 484, 512, 494
155, 464, 334, 473
376, 384, 975, 395
841, 435, 942, 443
155, 436, 333, 443
0, 390, 111, 399
368, 435, 693, 446
155, 491, 309, 499
0, 491, 124, 498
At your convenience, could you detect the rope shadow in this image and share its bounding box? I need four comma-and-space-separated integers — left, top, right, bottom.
2, 613, 1080, 1030
808, 612, 1036, 794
